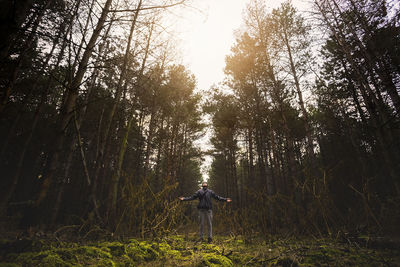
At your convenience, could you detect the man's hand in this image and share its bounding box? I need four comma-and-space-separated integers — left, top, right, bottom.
226, 198, 232, 203
178, 197, 184, 201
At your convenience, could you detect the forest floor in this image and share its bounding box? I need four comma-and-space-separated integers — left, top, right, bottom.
0, 233, 399, 266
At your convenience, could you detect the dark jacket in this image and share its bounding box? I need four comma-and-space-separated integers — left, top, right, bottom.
183, 188, 227, 210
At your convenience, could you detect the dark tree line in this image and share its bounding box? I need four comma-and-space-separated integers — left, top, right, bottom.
207, 0, 399, 236
0, 0, 398, 238
0, 0, 203, 236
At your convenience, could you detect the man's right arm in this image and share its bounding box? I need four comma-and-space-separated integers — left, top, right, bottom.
180, 191, 199, 201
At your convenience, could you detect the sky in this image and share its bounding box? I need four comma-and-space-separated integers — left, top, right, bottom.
173, 0, 310, 181
178, 0, 310, 91
179, 0, 250, 91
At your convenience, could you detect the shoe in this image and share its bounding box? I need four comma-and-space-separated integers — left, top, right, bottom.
208, 237, 212, 243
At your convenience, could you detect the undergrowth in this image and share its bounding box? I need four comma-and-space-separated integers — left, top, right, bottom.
0, 234, 399, 266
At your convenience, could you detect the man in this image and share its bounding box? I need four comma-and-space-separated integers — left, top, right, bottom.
179, 181, 232, 243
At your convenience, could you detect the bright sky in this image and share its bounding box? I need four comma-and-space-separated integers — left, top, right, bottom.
178, 0, 310, 91
174, 0, 310, 181
180, 0, 249, 91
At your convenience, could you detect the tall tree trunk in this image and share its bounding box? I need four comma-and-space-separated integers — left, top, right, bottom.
91, 2, 143, 215
144, 106, 157, 176
107, 19, 153, 224
247, 126, 254, 189
154, 117, 165, 190
282, 31, 314, 158
96, 0, 143, 164
36, 0, 113, 208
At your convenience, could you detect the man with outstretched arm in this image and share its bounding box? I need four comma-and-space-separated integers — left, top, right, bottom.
179, 181, 232, 243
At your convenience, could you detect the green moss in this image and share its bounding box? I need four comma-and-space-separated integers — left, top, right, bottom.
95, 258, 116, 266
201, 244, 222, 254
344, 252, 375, 265
0, 263, 20, 267
39, 253, 69, 266
127, 238, 139, 244
275, 257, 299, 267
126, 244, 145, 262
54, 248, 79, 263
115, 254, 134, 267
201, 252, 233, 267
180, 250, 193, 257
125, 240, 159, 262
164, 235, 186, 250
301, 245, 349, 265
168, 235, 185, 243
15, 251, 72, 267
139, 241, 159, 260
233, 239, 245, 246
1, 235, 399, 266
98, 242, 126, 257
0, 239, 50, 256
302, 251, 331, 264
154, 241, 171, 254
73, 245, 112, 259
167, 249, 182, 258
229, 252, 253, 265
152, 241, 181, 258
8, 245, 115, 266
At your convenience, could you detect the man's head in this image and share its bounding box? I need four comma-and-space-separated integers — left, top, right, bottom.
202, 181, 208, 189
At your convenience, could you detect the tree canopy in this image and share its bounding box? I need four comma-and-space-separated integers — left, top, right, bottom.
0, 0, 399, 238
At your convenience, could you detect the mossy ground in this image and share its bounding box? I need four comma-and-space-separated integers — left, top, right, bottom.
0, 234, 399, 266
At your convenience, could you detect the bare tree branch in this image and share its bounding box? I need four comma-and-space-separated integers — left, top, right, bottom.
108, 0, 185, 13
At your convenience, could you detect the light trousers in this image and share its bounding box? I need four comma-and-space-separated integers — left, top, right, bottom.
198, 209, 212, 238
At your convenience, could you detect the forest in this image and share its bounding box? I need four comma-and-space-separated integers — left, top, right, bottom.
0, 0, 399, 266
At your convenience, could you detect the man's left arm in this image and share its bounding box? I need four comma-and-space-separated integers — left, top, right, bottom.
211, 191, 231, 202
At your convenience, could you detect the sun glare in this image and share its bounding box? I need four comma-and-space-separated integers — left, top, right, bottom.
177, 0, 250, 91
176, 0, 310, 91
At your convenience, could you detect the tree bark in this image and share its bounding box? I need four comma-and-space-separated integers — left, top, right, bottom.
36, 0, 114, 207
282, 30, 314, 158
